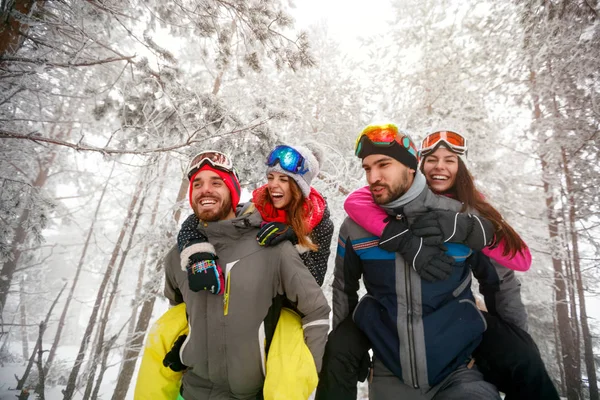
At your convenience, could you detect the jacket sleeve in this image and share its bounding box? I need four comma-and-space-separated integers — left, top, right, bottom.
278, 242, 331, 372
301, 206, 335, 286
469, 252, 528, 331
163, 245, 184, 306
344, 186, 388, 237
482, 238, 532, 272
332, 218, 363, 330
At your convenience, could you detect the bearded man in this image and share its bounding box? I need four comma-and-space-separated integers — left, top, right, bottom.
163, 151, 330, 400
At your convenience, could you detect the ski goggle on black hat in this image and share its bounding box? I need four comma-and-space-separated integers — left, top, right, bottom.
354, 124, 419, 169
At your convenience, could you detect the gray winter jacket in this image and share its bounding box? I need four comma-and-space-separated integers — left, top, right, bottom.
164, 206, 330, 400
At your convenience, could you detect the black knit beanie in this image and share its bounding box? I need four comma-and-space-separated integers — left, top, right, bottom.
356, 136, 418, 170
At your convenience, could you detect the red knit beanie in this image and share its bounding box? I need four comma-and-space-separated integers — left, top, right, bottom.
188, 164, 241, 211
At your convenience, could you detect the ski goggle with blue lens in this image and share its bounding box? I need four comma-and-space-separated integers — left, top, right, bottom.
266, 145, 309, 175
354, 124, 419, 159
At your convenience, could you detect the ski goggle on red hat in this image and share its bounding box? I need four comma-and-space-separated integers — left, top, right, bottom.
266, 145, 309, 175
354, 124, 419, 159
420, 130, 467, 157
187, 150, 238, 180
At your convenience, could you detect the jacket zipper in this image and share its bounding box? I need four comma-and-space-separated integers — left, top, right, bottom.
405, 261, 419, 388
223, 271, 231, 315
223, 260, 239, 315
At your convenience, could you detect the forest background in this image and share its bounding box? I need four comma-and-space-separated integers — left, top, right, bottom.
0, 0, 599, 399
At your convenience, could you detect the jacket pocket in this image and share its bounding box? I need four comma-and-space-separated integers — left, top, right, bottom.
352, 295, 403, 380
423, 297, 486, 386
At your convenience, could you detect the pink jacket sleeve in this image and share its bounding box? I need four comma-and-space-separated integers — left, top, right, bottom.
345, 186, 532, 272
482, 239, 531, 272
344, 186, 387, 237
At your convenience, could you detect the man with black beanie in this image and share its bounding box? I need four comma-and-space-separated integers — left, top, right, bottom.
318, 124, 499, 400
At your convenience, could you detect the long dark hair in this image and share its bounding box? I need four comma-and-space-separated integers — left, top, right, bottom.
421, 156, 527, 257
257, 179, 317, 251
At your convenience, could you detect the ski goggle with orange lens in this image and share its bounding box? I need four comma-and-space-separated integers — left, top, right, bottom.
420, 131, 467, 157
266, 145, 309, 175
354, 124, 419, 159
187, 150, 237, 180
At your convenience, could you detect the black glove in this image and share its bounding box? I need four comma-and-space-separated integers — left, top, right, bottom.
256, 222, 297, 247
379, 217, 455, 282
358, 350, 371, 382
409, 213, 445, 245
163, 334, 188, 372
412, 210, 494, 251
186, 252, 224, 294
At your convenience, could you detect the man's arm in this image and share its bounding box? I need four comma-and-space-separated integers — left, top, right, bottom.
278, 243, 331, 372
331, 219, 363, 330
469, 252, 528, 331
163, 245, 183, 306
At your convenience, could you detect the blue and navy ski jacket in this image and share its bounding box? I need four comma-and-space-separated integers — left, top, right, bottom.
332, 186, 489, 392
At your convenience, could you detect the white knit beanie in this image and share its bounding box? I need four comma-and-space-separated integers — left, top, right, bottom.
266, 143, 322, 198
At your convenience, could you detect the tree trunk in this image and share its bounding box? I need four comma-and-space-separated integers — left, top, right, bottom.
0, 0, 36, 57
172, 176, 189, 223
0, 121, 65, 314
62, 171, 146, 400
90, 335, 118, 400
553, 306, 567, 394
20, 276, 28, 363
120, 158, 166, 374
0, 206, 30, 313
530, 66, 580, 399
44, 162, 116, 376
110, 288, 158, 400
562, 148, 599, 400
558, 209, 581, 382
541, 155, 581, 400
83, 175, 147, 400
111, 158, 169, 400
80, 293, 109, 398
16, 281, 67, 391
34, 321, 46, 400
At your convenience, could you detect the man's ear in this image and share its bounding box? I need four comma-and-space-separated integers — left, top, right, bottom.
409, 168, 416, 174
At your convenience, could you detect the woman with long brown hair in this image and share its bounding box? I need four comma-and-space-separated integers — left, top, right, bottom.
418, 131, 530, 270
252, 143, 333, 286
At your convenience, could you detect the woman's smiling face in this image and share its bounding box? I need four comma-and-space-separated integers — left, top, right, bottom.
267, 172, 292, 209
422, 146, 459, 194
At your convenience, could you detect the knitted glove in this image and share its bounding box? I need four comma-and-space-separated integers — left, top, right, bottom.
178, 214, 205, 252
411, 210, 494, 251
379, 217, 455, 282
257, 222, 297, 247
163, 334, 188, 372
186, 252, 225, 294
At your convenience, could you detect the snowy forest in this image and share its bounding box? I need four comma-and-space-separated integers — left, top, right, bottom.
0, 0, 599, 399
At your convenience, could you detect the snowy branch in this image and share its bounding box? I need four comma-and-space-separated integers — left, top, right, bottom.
0, 119, 272, 155
0, 55, 135, 68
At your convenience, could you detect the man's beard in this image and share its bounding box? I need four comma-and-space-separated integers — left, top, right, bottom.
192, 196, 233, 222
371, 170, 411, 205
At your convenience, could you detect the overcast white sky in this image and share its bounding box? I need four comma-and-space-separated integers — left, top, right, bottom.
292, 0, 394, 52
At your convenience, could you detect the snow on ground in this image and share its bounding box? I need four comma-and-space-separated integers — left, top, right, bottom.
0, 341, 127, 400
